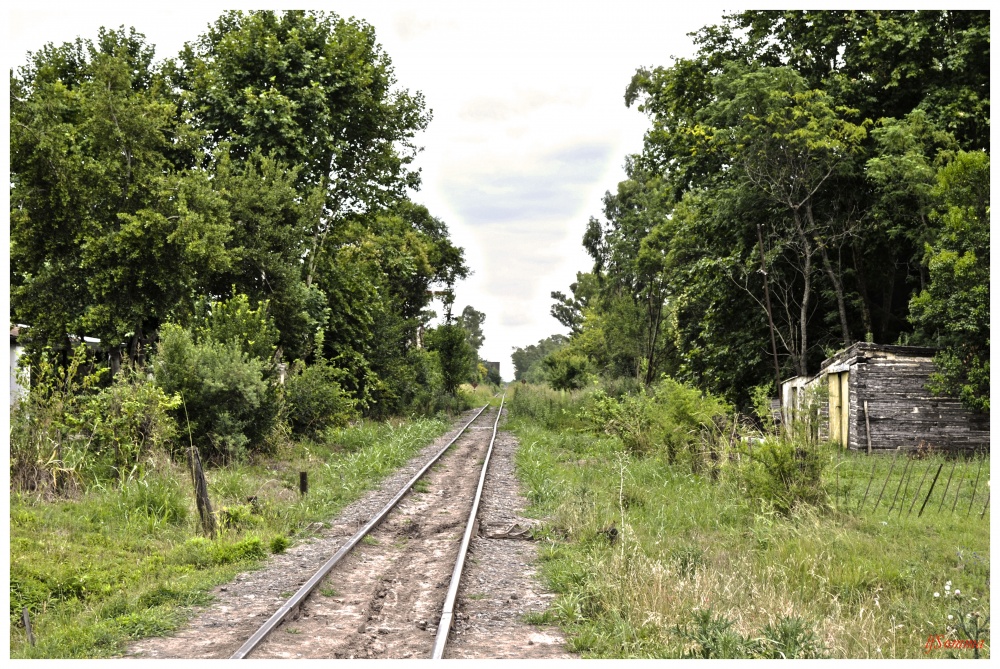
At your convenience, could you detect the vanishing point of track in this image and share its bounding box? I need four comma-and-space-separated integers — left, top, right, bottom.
231, 395, 506, 660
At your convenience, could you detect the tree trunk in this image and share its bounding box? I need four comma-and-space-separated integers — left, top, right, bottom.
792, 210, 812, 377
109, 346, 122, 376
852, 245, 874, 340
807, 204, 851, 346
817, 243, 852, 346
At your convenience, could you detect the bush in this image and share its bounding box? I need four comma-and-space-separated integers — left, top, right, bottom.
738, 437, 826, 515
72, 368, 181, 480
270, 535, 290, 554
284, 359, 357, 437
193, 293, 279, 363
583, 390, 652, 453
581, 377, 731, 460
10, 345, 98, 492
153, 324, 280, 463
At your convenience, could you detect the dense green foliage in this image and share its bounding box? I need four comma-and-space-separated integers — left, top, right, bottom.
512, 334, 569, 383
542, 10, 989, 410
11, 10, 472, 425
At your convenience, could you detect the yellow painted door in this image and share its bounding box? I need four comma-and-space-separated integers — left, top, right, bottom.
839, 371, 850, 448
828, 374, 842, 445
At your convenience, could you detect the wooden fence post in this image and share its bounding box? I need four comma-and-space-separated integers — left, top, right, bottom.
22, 608, 35, 647
189, 446, 216, 538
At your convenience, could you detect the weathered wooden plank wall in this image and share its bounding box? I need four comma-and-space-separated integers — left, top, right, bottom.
846, 348, 989, 453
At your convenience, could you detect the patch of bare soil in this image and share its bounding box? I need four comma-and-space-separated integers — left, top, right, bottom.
126, 406, 572, 660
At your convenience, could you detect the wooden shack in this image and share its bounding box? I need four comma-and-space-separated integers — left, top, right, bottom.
781, 342, 989, 453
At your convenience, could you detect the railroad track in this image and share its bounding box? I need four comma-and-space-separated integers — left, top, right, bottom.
231, 395, 506, 660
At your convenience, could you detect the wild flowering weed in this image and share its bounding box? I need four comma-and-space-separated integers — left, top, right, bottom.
927, 580, 990, 657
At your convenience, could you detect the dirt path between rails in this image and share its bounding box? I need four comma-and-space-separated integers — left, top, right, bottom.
126, 406, 573, 660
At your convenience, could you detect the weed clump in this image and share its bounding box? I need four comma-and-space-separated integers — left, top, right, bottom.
269, 536, 290, 554
674, 610, 826, 658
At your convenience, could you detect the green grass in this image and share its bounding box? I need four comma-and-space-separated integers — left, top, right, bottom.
9, 416, 450, 658
506, 384, 990, 659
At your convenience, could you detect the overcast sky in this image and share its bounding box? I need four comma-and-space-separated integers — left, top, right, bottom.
6, 1, 956, 378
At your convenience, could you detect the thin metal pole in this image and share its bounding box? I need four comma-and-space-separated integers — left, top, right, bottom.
858, 460, 877, 512
918, 463, 943, 517
907, 462, 934, 517
951, 465, 966, 514
966, 455, 984, 517
872, 448, 899, 511
937, 460, 957, 514
887, 456, 911, 515
432, 394, 506, 659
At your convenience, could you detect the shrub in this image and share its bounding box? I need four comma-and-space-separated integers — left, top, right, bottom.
738, 437, 826, 514
217, 503, 260, 530
193, 293, 279, 363
649, 377, 731, 462
583, 390, 652, 453
675, 609, 756, 658
284, 359, 357, 437
72, 368, 181, 480
270, 536, 290, 554
758, 615, 826, 658
10, 345, 97, 492
153, 324, 279, 463
581, 377, 731, 460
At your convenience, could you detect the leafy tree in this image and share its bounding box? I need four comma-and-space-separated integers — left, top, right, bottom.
566, 9, 989, 409
709, 65, 869, 371
424, 324, 475, 395
174, 10, 431, 287
10, 28, 230, 360
543, 347, 592, 391
909, 151, 989, 411
459, 306, 486, 351
550, 272, 598, 335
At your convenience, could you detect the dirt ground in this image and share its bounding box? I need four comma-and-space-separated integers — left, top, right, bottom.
126, 405, 573, 660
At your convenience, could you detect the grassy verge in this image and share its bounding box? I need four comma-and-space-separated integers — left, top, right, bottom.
508, 384, 990, 658
9, 416, 450, 658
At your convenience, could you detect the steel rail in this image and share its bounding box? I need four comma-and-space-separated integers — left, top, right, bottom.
431, 393, 506, 659
231, 403, 492, 659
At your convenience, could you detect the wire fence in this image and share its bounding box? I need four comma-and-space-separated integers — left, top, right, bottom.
830, 449, 989, 520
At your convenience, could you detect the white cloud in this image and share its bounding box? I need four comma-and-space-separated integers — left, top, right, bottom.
441, 141, 615, 225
